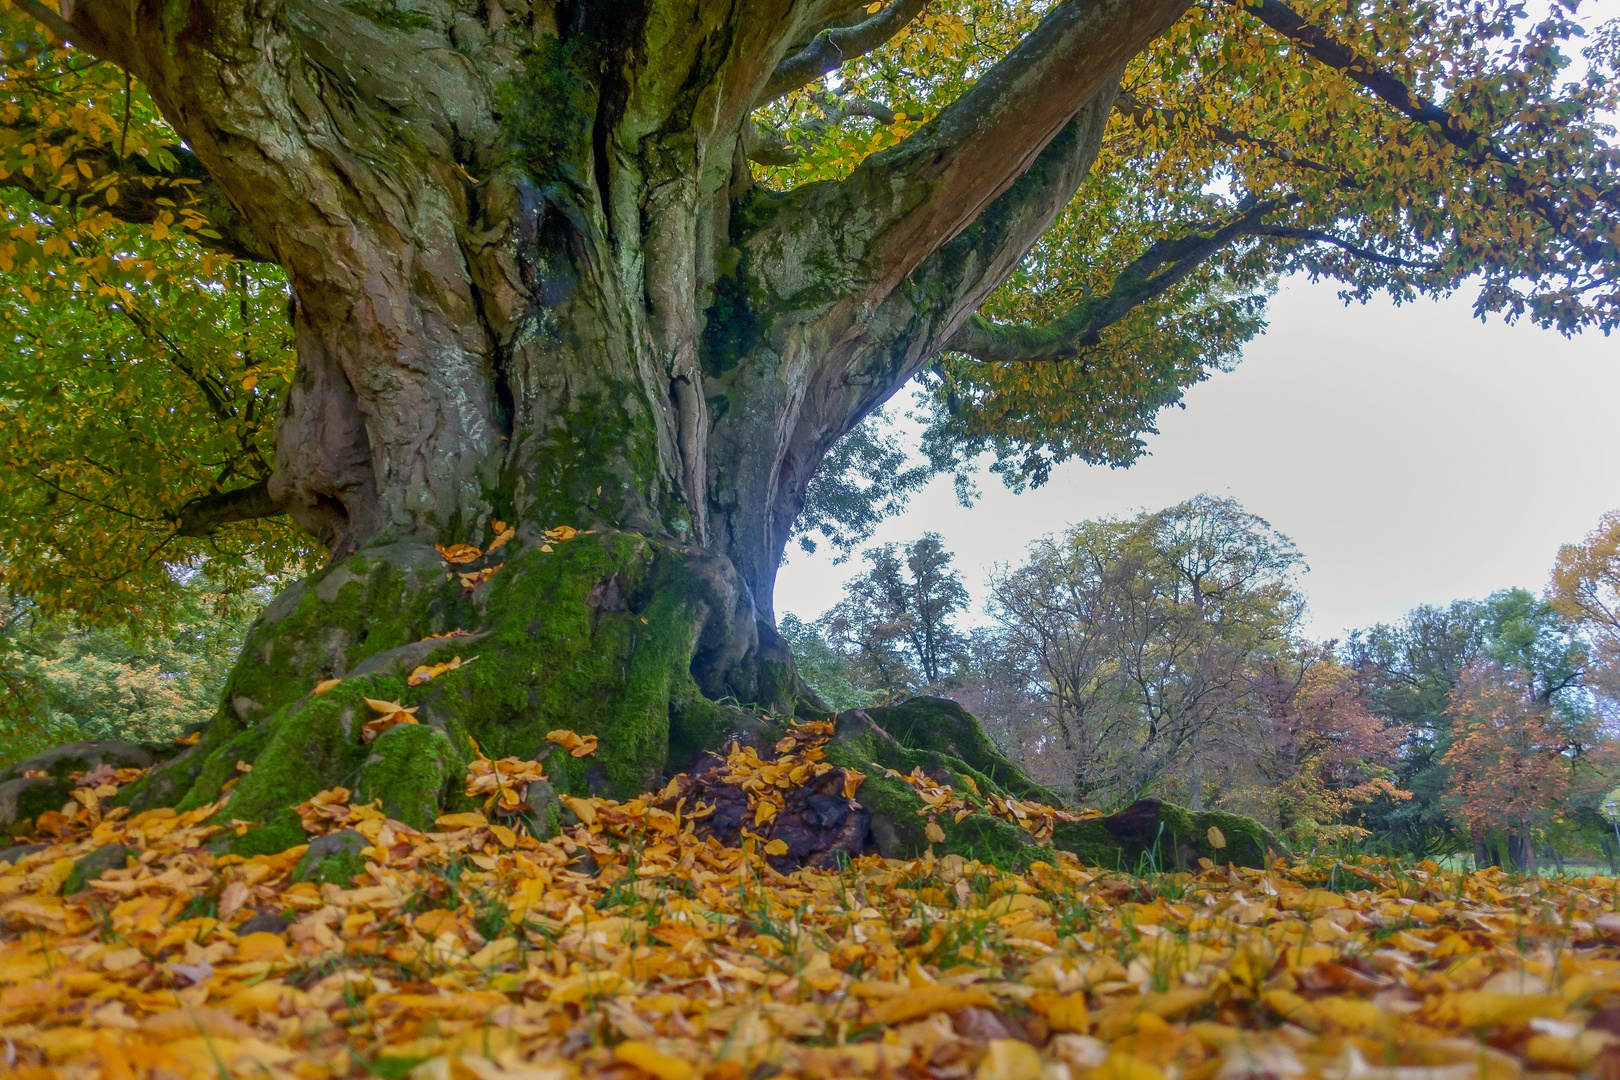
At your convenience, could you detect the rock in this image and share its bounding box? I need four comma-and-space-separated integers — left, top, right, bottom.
236, 912, 292, 935
0, 843, 48, 867
0, 741, 156, 784
292, 829, 368, 886
62, 844, 134, 895
0, 776, 72, 832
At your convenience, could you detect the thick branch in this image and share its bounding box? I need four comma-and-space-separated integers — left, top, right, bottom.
760, 0, 930, 103
0, 141, 273, 262
171, 481, 282, 536
14, 0, 113, 57
1235, 0, 1606, 257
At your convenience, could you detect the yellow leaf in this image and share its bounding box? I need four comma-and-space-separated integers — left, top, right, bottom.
312, 678, 341, 695
614, 1040, 694, 1080
763, 838, 789, 856
1206, 826, 1226, 849
1046, 993, 1089, 1032
926, 821, 947, 843
871, 984, 995, 1023
434, 812, 489, 830
976, 1039, 1045, 1080
489, 823, 517, 848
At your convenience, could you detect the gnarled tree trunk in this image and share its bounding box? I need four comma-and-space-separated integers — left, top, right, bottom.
41, 0, 1190, 848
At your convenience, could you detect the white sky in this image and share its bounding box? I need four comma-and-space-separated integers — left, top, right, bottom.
775, 279, 1620, 641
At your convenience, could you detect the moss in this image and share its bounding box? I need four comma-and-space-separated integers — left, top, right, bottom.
863, 698, 1060, 803
354, 723, 461, 830
850, 766, 1049, 871
292, 830, 369, 886
1050, 799, 1282, 872
131, 530, 767, 854
62, 844, 133, 895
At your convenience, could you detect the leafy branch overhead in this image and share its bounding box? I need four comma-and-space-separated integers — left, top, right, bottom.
1, 0, 1617, 618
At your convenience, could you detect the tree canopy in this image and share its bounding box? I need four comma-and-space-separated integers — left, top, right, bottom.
2, 0, 1618, 618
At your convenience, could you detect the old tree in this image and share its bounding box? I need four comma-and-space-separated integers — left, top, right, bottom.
1, 0, 1617, 863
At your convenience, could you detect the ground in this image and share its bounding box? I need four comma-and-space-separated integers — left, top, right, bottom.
4, 724, 1620, 1080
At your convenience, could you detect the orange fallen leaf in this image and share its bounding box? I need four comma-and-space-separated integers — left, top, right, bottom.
435, 542, 482, 564
312, 678, 342, 695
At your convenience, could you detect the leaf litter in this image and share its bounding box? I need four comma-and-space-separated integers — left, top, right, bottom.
7, 724, 1620, 1080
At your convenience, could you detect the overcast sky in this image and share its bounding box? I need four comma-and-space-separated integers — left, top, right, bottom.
774, 279, 1620, 641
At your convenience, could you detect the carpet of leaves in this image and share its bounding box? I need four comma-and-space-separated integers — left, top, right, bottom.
7, 733, 1620, 1080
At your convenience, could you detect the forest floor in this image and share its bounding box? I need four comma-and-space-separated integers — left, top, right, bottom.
4, 721, 1620, 1080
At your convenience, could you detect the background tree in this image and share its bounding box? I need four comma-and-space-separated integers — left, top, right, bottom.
0, 574, 263, 768
1442, 660, 1585, 874
1344, 601, 1483, 857
1550, 509, 1620, 714
5, 0, 1619, 834
818, 533, 970, 698
988, 494, 1303, 805
1218, 647, 1407, 850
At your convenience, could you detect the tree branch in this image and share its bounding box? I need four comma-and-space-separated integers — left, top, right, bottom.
170, 481, 283, 536
14, 0, 115, 62
1252, 225, 1443, 270
1234, 0, 1607, 258
947, 200, 1284, 362
0, 140, 273, 262
759, 0, 931, 104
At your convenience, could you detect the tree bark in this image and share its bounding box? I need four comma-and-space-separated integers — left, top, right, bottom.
46, 0, 1192, 839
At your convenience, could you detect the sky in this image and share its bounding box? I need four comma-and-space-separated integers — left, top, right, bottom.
774, 279, 1620, 641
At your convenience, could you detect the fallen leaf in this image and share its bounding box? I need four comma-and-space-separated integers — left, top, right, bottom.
435, 542, 482, 564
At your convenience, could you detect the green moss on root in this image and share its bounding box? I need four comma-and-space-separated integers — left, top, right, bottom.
129, 531, 770, 853
862, 697, 1061, 803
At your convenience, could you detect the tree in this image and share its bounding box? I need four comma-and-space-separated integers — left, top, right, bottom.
819, 533, 969, 697
0, 574, 264, 767
1344, 601, 1483, 856
1550, 509, 1620, 714
1218, 647, 1407, 850
1442, 660, 1583, 874
775, 613, 874, 711
989, 494, 1303, 805
1347, 589, 1596, 860
5, 0, 1619, 835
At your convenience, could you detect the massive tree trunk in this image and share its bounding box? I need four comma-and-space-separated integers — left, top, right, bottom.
43, 0, 1190, 848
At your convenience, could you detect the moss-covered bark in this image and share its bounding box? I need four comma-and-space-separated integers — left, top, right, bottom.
117, 530, 794, 854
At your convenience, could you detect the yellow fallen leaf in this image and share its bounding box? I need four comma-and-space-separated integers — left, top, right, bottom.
312, 678, 341, 695
614, 1040, 694, 1080
977, 1039, 1045, 1080
1046, 993, 1089, 1032
869, 983, 995, 1023
763, 839, 789, 856
926, 821, 947, 843
434, 812, 489, 830
1207, 826, 1226, 849
487, 522, 516, 552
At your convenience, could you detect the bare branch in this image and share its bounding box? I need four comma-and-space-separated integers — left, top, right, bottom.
170, 481, 283, 537
744, 120, 801, 166
760, 0, 930, 104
